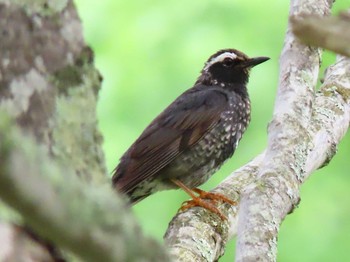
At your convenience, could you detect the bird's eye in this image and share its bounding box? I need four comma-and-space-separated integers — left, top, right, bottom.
222, 58, 234, 67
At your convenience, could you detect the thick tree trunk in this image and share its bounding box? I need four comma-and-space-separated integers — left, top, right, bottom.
0, 1, 168, 261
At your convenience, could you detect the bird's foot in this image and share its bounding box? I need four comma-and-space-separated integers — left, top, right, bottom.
192, 188, 236, 206
171, 179, 236, 220
180, 196, 227, 220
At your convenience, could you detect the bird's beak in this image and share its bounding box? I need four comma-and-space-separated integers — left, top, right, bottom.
242, 56, 270, 68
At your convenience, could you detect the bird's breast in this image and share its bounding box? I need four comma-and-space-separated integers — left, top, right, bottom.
162, 95, 251, 188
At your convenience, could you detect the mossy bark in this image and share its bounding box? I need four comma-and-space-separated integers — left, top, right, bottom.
0, 1, 169, 261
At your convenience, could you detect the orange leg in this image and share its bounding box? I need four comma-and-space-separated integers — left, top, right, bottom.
171, 179, 236, 220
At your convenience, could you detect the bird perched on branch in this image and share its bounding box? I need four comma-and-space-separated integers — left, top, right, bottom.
112, 49, 269, 219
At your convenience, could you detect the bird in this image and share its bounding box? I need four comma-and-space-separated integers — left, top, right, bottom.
112, 49, 269, 219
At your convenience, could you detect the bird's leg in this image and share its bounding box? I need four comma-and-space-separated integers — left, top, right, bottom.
171, 179, 234, 220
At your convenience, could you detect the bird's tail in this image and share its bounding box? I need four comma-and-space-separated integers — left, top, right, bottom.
112, 167, 151, 205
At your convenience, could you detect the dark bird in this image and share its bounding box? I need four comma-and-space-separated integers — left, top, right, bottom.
112, 49, 269, 219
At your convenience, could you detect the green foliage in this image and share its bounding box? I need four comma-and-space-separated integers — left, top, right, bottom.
75, 0, 350, 261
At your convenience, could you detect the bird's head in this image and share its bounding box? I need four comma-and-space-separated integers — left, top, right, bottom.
196, 49, 269, 87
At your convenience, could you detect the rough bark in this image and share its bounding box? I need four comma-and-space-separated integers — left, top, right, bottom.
0, 113, 169, 261
234, 0, 328, 260
0, 1, 105, 260
0, 1, 169, 261
164, 0, 350, 261
0, 0, 106, 182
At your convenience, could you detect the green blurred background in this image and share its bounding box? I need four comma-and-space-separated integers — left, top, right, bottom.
74, 1, 350, 261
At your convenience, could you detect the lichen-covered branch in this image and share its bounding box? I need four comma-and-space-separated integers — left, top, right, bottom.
165, 0, 350, 261
164, 154, 263, 261
0, 0, 106, 182
0, 113, 170, 262
235, 0, 332, 261
0, 1, 169, 261
0, 0, 107, 258
305, 55, 350, 174
291, 10, 350, 57
235, 58, 350, 262
164, 55, 350, 260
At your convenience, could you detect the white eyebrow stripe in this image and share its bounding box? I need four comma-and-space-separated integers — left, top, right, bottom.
204, 52, 237, 70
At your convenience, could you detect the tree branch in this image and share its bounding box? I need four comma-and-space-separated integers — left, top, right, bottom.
0, 1, 108, 258
235, 1, 333, 261
291, 10, 350, 57
165, 0, 350, 261
0, 112, 170, 262
235, 56, 350, 261
0, 1, 170, 261
305, 55, 350, 174
164, 154, 263, 261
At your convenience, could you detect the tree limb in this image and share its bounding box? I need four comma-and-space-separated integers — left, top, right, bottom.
165, 0, 350, 261
164, 154, 264, 261
235, 0, 329, 260
0, 1, 170, 261
291, 10, 350, 57
0, 112, 170, 262
0, 1, 107, 258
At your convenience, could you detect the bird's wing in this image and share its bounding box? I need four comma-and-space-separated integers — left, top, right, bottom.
112, 86, 229, 194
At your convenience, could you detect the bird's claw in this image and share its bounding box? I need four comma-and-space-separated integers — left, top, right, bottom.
179, 190, 236, 220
